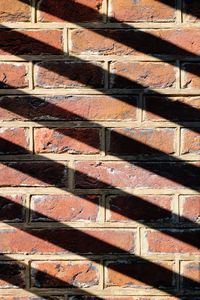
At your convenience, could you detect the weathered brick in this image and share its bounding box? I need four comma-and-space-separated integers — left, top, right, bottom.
106, 260, 174, 288
70, 29, 200, 56
69, 298, 150, 300
0, 63, 28, 89
0, 261, 25, 287
183, 0, 200, 22
0, 128, 28, 154
0, 30, 62, 55
181, 128, 200, 154
0, 0, 31, 22
144, 229, 200, 254
0, 297, 63, 300
31, 261, 99, 287
180, 196, 200, 222
0, 195, 25, 222
34, 128, 100, 154
144, 96, 200, 121
110, 62, 176, 89
0, 95, 137, 121
182, 63, 200, 89
38, 0, 103, 22
181, 262, 200, 289
0, 229, 136, 254
31, 194, 100, 222
75, 161, 200, 189
108, 128, 175, 155
0, 162, 66, 186
106, 195, 173, 222
110, 0, 176, 22
35, 61, 104, 88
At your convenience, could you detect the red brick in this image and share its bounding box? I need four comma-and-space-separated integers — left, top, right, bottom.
108, 128, 175, 155
69, 298, 150, 300
0, 128, 28, 154
182, 63, 200, 89
181, 262, 200, 289
75, 161, 200, 189
110, 62, 176, 89
31, 261, 99, 287
0, 261, 25, 287
106, 260, 174, 288
0, 228, 136, 254
144, 229, 200, 254
181, 128, 200, 154
0, 95, 137, 121
0, 162, 66, 186
70, 29, 200, 56
144, 96, 200, 121
38, 0, 103, 22
0, 195, 25, 222
36, 61, 104, 88
110, 0, 176, 22
0, 63, 28, 89
106, 195, 173, 222
0, 298, 62, 300
34, 128, 100, 154
31, 194, 100, 222
0, 30, 62, 55
180, 196, 200, 222
0, 0, 31, 22
183, 0, 200, 22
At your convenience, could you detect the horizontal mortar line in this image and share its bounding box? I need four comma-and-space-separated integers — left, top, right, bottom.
0, 187, 199, 195
1, 55, 200, 62
0, 253, 198, 261
0, 222, 199, 229
0, 89, 200, 96
0, 22, 200, 29
0, 154, 200, 161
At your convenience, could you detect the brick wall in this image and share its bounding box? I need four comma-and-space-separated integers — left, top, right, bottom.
0, 0, 199, 299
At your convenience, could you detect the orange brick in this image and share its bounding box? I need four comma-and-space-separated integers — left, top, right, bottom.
181, 128, 200, 154
0, 0, 31, 22
0, 63, 28, 89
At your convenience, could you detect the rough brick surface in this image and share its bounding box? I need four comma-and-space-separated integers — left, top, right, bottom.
0, 261, 25, 288
31, 261, 99, 287
182, 63, 200, 89
0, 195, 25, 222
0, 128, 28, 154
31, 194, 100, 222
34, 128, 100, 153
0, 0, 31, 22
181, 128, 200, 154
180, 196, 200, 222
181, 262, 200, 289
110, 0, 176, 21
38, 0, 103, 22
0, 63, 28, 89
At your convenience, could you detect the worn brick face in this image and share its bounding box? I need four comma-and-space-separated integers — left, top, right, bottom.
0, 63, 28, 89
0, 0, 31, 22
0, 195, 25, 222
181, 262, 200, 289
0, 128, 28, 154
180, 196, 200, 222
0, 261, 25, 288
31, 261, 99, 287
181, 128, 200, 154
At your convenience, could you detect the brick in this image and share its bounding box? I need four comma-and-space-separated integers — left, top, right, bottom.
106, 195, 173, 222
110, 0, 176, 22
183, 0, 200, 22
144, 96, 200, 121
0, 297, 63, 300
0, 30, 62, 55
0, 195, 25, 222
180, 196, 200, 222
181, 128, 200, 154
0, 95, 137, 121
0, 228, 136, 254
0, 0, 31, 22
0, 128, 29, 154
110, 62, 176, 89
75, 161, 200, 189
31, 194, 100, 222
69, 298, 150, 300
144, 229, 200, 254
35, 61, 104, 88
0, 261, 25, 287
182, 63, 200, 89
108, 128, 175, 155
0, 162, 66, 186
38, 0, 103, 22
34, 128, 100, 154
70, 29, 200, 56
106, 260, 174, 288
181, 262, 200, 289
31, 261, 99, 287
0, 63, 28, 89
